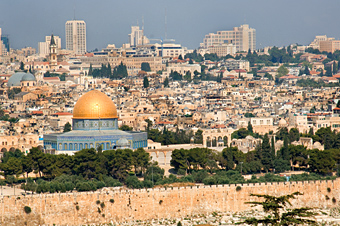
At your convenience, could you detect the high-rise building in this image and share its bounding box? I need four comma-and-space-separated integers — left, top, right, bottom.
0, 28, 2, 56
65, 20, 86, 54
128, 26, 149, 47
201, 24, 256, 52
38, 35, 61, 57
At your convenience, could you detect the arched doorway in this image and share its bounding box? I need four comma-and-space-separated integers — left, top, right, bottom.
206, 137, 211, 147
223, 136, 228, 147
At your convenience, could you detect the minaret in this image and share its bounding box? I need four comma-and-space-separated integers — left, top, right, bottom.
49, 34, 57, 70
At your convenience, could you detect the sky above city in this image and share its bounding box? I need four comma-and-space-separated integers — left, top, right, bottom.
1, 0, 340, 51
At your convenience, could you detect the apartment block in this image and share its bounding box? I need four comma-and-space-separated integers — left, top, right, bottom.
65, 20, 86, 54
201, 24, 256, 52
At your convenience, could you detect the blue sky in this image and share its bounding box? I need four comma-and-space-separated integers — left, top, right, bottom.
1, 0, 340, 51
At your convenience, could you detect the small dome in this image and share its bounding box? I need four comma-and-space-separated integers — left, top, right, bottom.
278, 118, 287, 126
117, 138, 129, 147
8, 72, 26, 87
314, 141, 322, 146
21, 73, 36, 82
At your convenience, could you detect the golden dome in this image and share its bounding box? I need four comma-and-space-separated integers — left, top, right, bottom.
73, 90, 118, 119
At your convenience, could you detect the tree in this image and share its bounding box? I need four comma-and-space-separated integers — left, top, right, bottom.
88, 63, 93, 76
239, 192, 316, 225
178, 55, 183, 60
247, 121, 253, 134
0, 157, 22, 178
308, 149, 335, 175
271, 136, 275, 159
194, 129, 203, 144
261, 134, 273, 172
143, 76, 149, 88
133, 148, 150, 175
141, 62, 151, 72
277, 65, 289, 78
20, 62, 25, 71
63, 122, 72, 132
288, 128, 300, 143
170, 149, 188, 171
222, 147, 236, 170
164, 77, 169, 87
119, 125, 133, 131
231, 128, 251, 139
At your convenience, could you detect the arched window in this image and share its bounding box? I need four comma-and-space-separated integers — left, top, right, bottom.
64, 143, 67, 150
79, 143, 83, 150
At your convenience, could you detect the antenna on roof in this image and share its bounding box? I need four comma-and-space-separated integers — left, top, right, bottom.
73, 0, 76, 20
142, 16, 144, 45
165, 8, 167, 40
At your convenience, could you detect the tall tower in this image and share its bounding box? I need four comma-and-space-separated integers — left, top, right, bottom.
65, 20, 86, 54
0, 28, 2, 56
49, 34, 57, 70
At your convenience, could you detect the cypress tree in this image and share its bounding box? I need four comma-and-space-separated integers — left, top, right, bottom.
261, 134, 273, 172
271, 136, 275, 159
282, 136, 290, 161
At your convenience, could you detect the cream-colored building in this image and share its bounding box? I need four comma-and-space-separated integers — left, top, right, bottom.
207, 43, 236, 57
128, 26, 149, 47
38, 35, 62, 57
65, 20, 86, 54
201, 24, 256, 52
0, 134, 40, 154
163, 63, 201, 78
320, 39, 340, 53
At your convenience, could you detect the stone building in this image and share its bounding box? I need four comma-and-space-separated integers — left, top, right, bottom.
43, 89, 147, 155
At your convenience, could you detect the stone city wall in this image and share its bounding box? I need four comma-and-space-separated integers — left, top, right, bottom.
1, 179, 340, 226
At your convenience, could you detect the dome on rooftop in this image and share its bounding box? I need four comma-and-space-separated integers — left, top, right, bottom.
116, 138, 129, 148
21, 73, 36, 82
8, 72, 36, 87
73, 90, 118, 119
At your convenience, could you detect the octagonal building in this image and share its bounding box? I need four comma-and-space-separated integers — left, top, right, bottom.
43, 90, 147, 154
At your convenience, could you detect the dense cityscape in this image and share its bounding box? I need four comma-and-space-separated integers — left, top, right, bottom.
1, 10, 340, 225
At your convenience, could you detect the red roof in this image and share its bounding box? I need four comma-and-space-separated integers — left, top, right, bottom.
234, 69, 247, 73
280, 74, 299, 79
156, 121, 172, 125
43, 77, 60, 80
31, 111, 43, 115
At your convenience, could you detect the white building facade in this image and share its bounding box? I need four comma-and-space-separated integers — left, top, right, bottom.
201, 24, 256, 52
65, 20, 86, 54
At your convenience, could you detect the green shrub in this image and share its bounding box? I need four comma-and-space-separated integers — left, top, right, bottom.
76, 205, 80, 211
24, 206, 31, 214
236, 186, 242, 191
100, 202, 105, 208
332, 197, 336, 203
125, 176, 143, 189
177, 169, 186, 175
96, 200, 100, 205
203, 176, 216, 185
327, 187, 331, 192
109, 199, 114, 203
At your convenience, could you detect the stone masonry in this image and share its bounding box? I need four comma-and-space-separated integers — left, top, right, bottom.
1, 179, 340, 225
